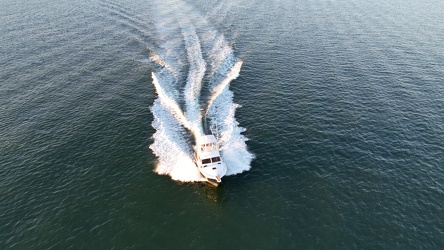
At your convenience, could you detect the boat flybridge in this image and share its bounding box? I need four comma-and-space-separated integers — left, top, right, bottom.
194, 134, 227, 186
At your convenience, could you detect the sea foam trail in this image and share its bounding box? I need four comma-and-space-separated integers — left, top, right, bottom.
148, 0, 253, 182
208, 33, 234, 76
150, 98, 205, 182
206, 68, 255, 175
150, 53, 180, 78
206, 60, 243, 115
151, 58, 205, 181
152, 73, 192, 131
182, 24, 206, 137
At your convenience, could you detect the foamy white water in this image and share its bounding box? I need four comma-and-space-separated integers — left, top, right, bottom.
182, 24, 206, 137
149, 0, 253, 183
149, 53, 180, 78
206, 60, 243, 114
150, 98, 205, 182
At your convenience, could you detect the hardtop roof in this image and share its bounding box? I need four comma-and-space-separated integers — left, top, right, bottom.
197, 135, 217, 145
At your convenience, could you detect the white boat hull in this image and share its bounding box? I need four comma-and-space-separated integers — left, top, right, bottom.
194, 135, 227, 186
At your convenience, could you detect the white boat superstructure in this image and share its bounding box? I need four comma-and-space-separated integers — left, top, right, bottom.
194, 135, 227, 186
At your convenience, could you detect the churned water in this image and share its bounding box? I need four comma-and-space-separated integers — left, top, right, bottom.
1, 0, 443, 248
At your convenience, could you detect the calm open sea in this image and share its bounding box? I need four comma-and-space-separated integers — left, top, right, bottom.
1, 0, 443, 248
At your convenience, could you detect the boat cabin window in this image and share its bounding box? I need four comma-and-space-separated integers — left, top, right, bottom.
200, 142, 217, 151
202, 158, 211, 164
202, 157, 222, 165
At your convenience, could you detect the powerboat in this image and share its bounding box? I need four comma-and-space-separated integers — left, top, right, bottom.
194, 134, 227, 186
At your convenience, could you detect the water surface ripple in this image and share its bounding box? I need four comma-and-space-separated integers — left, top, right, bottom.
1, 0, 443, 249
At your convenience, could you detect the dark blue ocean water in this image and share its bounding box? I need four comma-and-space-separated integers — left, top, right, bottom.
1, 0, 443, 248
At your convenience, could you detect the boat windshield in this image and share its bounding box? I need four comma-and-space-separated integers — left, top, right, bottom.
200, 142, 217, 151
202, 157, 221, 165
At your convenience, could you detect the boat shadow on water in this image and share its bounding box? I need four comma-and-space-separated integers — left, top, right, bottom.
197, 182, 228, 204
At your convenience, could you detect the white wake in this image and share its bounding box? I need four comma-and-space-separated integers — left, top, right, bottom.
148, 0, 254, 183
